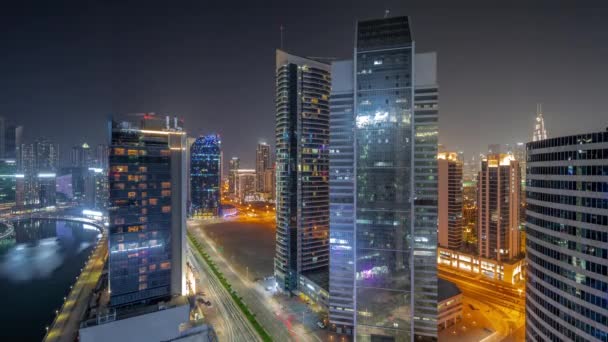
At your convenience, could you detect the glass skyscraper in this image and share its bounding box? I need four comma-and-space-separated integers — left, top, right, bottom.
328, 16, 438, 341
525, 131, 608, 341
190, 134, 221, 217
274, 50, 331, 293
108, 115, 186, 306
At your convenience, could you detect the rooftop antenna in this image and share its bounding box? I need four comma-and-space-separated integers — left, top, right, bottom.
384, 9, 390, 18
280, 24, 284, 50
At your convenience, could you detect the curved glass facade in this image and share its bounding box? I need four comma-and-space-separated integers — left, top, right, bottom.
526, 131, 608, 341
190, 135, 221, 217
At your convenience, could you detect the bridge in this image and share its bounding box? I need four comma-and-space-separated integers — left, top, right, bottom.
7, 214, 106, 232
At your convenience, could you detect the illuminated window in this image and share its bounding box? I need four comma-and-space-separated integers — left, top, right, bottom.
162, 206, 171, 213
149, 264, 156, 271
141, 200, 147, 206
114, 148, 126, 155
139, 217, 147, 223
138, 183, 147, 190
128, 192, 136, 199
128, 226, 139, 232
141, 192, 147, 198
160, 262, 171, 270
139, 275, 147, 282
112, 165, 128, 173
161, 182, 171, 189
128, 149, 138, 156
118, 243, 125, 251
128, 175, 138, 181
114, 218, 125, 225
114, 174, 121, 181
149, 198, 158, 205
141, 208, 147, 215
139, 166, 147, 173
139, 266, 146, 274
139, 283, 147, 290
160, 149, 170, 156
139, 150, 147, 156
161, 190, 171, 197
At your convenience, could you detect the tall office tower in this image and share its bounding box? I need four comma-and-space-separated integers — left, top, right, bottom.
526, 131, 608, 341
95, 144, 109, 169
84, 167, 108, 209
108, 115, 187, 306
0, 117, 22, 160
346, 16, 439, 340
274, 49, 331, 293
328, 60, 356, 335
16, 143, 37, 207
228, 157, 239, 196
71, 143, 92, 167
412, 51, 439, 338
190, 134, 221, 217
532, 104, 547, 142
34, 139, 58, 207
256, 142, 271, 192
263, 166, 276, 200
438, 152, 463, 251
477, 154, 521, 261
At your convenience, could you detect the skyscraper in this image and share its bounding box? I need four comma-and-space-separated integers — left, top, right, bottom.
228, 157, 239, 196
274, 50, 331, 293
532, 104, 547, 142
108, 115, 186, 306
329, 15, 439, 341
255, 142, 271, 192
235, 169, 256, 201
328, 59, 356, 335
477, 154, 521, 261
190, 134, 221, 217
0, 117, 22, 160
525, 131, 608, 341
0, 159, 17, 209
438, 152, 463, 251
71, 142, 92, 167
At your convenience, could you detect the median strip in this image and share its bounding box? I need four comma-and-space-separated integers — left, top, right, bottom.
187, 231, 272, 342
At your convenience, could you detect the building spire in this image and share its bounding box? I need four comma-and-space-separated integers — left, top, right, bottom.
532, 103, 547, 141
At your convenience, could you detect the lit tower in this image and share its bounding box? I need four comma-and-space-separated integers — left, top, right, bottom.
532, 104, 547, 142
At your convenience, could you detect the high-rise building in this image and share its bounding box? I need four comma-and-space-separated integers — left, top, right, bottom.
525, 130, 608, 341
190, 134, 221, 217
84, 167, 108, 209
477, 154, 521, 261
35, 139, 58, 207
532, 104, 547, 142
95, 144, 109, 169
438, 152, 463, 250
108, 115, 187, 306
0, 117, 22, 160
228, 157, 239, 196
263, 167, 276, 200
274, 50, 331, 293
328, 59, 356, 335
328, 16, 439, 340
255, 142, 271, 192
72, 143, 92, 167
16, 143, 37, 207
0, 159, 17, 209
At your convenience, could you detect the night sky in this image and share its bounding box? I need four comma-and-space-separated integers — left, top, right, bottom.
1, 0, 606, 167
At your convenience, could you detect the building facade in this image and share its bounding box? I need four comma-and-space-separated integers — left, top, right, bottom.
190, 135, 221, 217
478, 154, 521, 261
438, 152, 463, 250
274, 50, 331, 293
0, 159, 16, 209
108, 116, 186, 306
328, 59, 356, 335
525, 131, 608, 341
228, 157, 239, 196
255, 142, 272, 193
235, 169, 255, 201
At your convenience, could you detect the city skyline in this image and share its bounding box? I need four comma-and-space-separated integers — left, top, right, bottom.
1, 1, 607, 167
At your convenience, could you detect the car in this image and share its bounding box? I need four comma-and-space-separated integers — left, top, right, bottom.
317, 321, 326, 329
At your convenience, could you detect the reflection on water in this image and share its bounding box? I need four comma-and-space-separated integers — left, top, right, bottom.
0, 219, 100, 341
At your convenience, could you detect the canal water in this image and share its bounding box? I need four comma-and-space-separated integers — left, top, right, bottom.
0, 219, 100, 341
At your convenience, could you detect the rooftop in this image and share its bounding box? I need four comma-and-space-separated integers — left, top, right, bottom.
438, 278, 461, 302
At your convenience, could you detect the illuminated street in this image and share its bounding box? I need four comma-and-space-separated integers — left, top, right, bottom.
438, 265, 525, 341
188, 204, 328, 342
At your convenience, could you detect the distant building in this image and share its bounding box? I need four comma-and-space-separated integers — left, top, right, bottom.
235, 169, 255, 201
255, 142, 271, 193
477, 154, 521, 261
274, 49, 330, 295
228, 157, 239, 196
526, 131, 608, 341
190, 135, 221, 217
437, 279, 463, 330
95, 144, 109, 169
438, 247, 525, 284
0, 117, 22, 160
108, 115, 186, 306
531, 103, 547, 142
0, 159, 16, 209
438, 152, 464, 250
71, 143, 92, 167
263, 167, 275, 200
85, 167, 108, 210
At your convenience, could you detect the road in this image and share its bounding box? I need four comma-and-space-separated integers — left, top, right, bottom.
44, 228, 107, 342
438, 265, 525, 339
189, 219, 325, 342
188, 244, 262, 341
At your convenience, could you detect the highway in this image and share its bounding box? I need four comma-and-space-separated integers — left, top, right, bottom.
188, 244, 262, 341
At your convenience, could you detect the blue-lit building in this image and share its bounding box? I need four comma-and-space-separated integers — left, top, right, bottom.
0, 159, 17, 209
526, 131, 608, 341
108, 115, 187, 306
328, 16, 439, 341
190, 134, 221, 217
